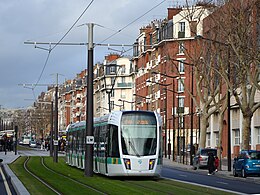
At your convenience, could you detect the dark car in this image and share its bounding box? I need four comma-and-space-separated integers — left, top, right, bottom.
233, 150, 260, 178
193, 148, 217, 170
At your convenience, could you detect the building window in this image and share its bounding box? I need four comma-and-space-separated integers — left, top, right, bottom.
215, 132, 219, 146
110, 101, 114, 110
121, 77, 125, 83
178, 78, 184, 92
179, 115, 184, 128
234, 129, 240, 145
111, 77, 115, 85
179, 22, 185, 32
110, 66, 116, 74
179, 60, 185, 73
121, 65, 125, 74
179, 42, 185, 54
177, 97, 184, 114
207, 133, 211, 147
110, 89, 114, 98
257, 128, 260, 144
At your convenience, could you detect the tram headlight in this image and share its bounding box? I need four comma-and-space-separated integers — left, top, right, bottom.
123, 158, 131, 170
149, 159, 156, 170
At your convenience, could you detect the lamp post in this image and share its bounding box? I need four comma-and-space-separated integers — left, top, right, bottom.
151, 72, 178, 160
133, 94, 150, 110
147, 79, 171, 158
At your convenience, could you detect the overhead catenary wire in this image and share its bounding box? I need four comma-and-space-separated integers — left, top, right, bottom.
98, 0, 167, 44
29, 0, 95, 94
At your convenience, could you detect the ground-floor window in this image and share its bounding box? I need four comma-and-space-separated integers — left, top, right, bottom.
214, 132, 219, 146
256, 127, 260, 144
206, 133, 210, 147
233, 129, 240, 145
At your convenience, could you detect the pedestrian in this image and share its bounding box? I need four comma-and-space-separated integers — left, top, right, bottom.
207, 152, 215, 175
215, 156, 219, 172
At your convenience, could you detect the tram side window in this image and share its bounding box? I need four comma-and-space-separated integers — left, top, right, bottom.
78, 130, 83, 153
68, 134, 73, 151
99, 125, 107, 157
108, 125, 119, 157
73, 131, 77, 153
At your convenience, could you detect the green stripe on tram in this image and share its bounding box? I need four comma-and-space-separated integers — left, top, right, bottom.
94, 157, 122, 164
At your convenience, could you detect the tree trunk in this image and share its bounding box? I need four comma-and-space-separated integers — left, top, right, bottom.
241, 115, 252, 150
199, 114, 208, 149
217, 112, 224, 170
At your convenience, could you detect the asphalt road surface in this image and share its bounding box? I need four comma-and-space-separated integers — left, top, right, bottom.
161, 167, 260, 194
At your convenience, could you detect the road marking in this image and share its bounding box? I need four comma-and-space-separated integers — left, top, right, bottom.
0, 167, 12, 195
216, 181, 228, 185
179, 174, 187, 177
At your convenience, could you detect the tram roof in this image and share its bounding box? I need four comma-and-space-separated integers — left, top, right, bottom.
67, 110, 160, 132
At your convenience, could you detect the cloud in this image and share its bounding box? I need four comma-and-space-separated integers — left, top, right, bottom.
0, 0, 175, 108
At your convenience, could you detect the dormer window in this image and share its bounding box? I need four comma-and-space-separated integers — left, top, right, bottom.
178, 22, 185, 38
179, 22, 185, 32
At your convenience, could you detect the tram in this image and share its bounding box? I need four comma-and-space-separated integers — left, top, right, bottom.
66, 110, 163, 177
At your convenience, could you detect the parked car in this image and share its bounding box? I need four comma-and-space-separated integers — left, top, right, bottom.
193, 148, 217, 170
29, 140, 37, 148
233, 150, 260, 178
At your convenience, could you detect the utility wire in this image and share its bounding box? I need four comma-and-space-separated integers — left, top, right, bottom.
98, 0, 167, 44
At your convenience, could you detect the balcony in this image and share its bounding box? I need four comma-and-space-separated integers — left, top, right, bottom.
178, 31, 185, 38
176, 107, 184, 113
117, 83, 132, 88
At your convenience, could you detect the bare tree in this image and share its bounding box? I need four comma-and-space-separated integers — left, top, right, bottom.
209, 0, 260, 150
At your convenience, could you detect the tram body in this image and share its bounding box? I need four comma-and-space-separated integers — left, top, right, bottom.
66, 110, 163, 177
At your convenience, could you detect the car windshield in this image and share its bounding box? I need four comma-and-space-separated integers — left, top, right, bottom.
249, 151, 260, 160
201, 149, 217, 156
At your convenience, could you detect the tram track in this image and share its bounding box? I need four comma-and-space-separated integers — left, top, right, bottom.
124, 179, 175, 194
23, 156, 62, 195
40, 157, 106, 195
123, 177, 205, 195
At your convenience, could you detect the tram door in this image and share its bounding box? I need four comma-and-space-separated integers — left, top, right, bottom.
93, 126, 100, 172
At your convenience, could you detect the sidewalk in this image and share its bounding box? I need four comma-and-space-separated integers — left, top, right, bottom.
0, 151, 30, 195
163, 157, 260, 184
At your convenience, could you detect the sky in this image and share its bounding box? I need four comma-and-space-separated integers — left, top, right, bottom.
0, 0, 187, 109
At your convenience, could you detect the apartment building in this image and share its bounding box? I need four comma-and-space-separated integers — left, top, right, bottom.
93, 54, 135, 117
132, 5, 212, 158
58, 70, 86, 130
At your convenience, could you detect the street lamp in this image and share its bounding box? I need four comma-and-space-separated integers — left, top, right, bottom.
133, 94, 150, 110
151, 71, 179, 161
147, 79, 171, 158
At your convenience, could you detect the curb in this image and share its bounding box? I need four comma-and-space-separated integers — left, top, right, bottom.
2, 164, 30, 195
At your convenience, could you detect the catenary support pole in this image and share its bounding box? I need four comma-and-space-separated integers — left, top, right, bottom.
50, 101, 53, 157
53, 74, 58, 163
85, 23, 94, 177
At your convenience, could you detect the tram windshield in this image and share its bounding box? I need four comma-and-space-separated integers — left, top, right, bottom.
121, 112, 157, 156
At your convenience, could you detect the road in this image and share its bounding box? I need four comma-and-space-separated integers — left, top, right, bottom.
161, 167, 260, 194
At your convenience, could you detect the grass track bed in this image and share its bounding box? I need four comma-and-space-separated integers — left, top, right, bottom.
10, 156, 235, 195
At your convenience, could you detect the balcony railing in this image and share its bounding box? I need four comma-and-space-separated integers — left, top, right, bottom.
178, 31, 185, 38
117, 83, 132, 88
